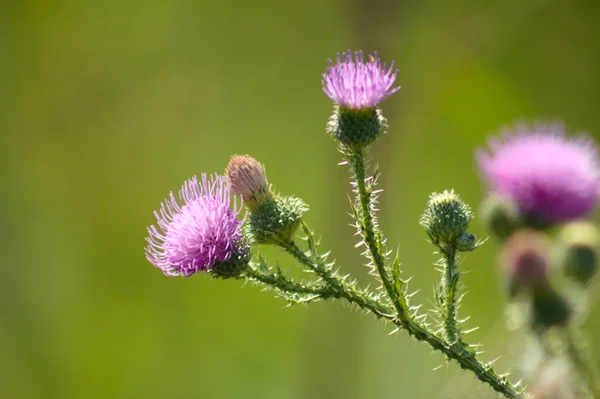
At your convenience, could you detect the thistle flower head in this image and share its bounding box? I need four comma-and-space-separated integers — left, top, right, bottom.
225, 155, 270, 210
145, 174, 249, 278
477, 124, 600, 225
322, 50, 400, 109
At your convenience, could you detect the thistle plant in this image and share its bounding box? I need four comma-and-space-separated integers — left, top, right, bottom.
144, 50, 600, 398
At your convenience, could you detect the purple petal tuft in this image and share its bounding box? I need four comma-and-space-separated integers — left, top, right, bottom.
322, 50, 400, 109
477, 124, 600, 224
145, 174, 246, 277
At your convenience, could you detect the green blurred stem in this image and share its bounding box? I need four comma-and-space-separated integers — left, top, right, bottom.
442, 246, 460, 343
563, 328, 600, 397
277, 232, 521, 398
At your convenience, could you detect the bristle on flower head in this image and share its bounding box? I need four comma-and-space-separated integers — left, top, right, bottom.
477, 123, 600, 225
145, 174, 248, 277
322, 50, 400, 109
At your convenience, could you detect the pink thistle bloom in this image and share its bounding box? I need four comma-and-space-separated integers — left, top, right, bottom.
145, 174, 246, 277
322, 50, 400, 109
477, 124, 600, 225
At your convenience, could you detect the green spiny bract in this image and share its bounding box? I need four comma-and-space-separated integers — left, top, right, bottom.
245, 193, 308, 245
210, 243, 251, 279
420, 190, 475, 249
327, 105, 387, 153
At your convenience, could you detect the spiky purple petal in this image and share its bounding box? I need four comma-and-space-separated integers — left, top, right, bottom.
322, 50, 400, 109
145, 174, 245, 277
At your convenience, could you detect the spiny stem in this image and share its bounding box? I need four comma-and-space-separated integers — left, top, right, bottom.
563, 328, 600, 397
442, 246, 460, 343
277, 234, 521, 398
278, 238, 393, 318
244, 266, 336, 299
348, 150, 409, 321
344, 150, 519, 398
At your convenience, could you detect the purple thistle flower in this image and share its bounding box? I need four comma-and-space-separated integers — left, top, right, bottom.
322, 50, 400, 109
477, 124, 600, 224
145, 174, 246, 277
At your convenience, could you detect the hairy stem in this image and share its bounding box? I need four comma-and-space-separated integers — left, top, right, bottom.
563, 328, 600, 397
277, 234, 521, 398
244, 266, 336, 300
348, 150, 409, 321
442, 246, 460, 343
341, 150, 520, 398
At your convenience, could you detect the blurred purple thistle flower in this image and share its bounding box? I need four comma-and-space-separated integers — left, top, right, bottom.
322, 50, 400, 109
145, 174, 246, 277
477, 124, 600, 224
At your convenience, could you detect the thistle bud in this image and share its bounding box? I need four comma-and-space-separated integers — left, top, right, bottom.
246, 194, 308, 245
225, 155, 271, 211
502, 230, 549, 296
420, 190, 474, 246
480, 194, 520, 240
556, 221, 600, 285
455, 232, 477, 252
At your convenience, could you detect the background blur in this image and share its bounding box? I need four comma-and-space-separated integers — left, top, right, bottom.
2, 0, 600, 398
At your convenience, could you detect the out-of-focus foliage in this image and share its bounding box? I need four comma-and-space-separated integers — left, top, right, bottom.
1, 1, 599, 398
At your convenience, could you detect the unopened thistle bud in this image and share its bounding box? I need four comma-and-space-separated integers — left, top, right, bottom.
557, 221, 600, 285
226, 155, 308, 245
420, 190, 474, 247
480, 194, 520, 240
502, 230, 550, 296
226, 155, 271, 211
502, 231, 571, 327
322, 50, 400, 153
455, 232, 477, 252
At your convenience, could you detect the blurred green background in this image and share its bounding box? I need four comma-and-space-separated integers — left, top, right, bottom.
2, 0, 600, 398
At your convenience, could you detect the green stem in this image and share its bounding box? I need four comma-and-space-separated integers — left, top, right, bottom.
563, 328, 600, 397
278, 239, 393, 319
278, 235, 521, 398
348, 150, 409, 321
244, 266, 336, 300
442, 246, 460, 343
343, 150, 519, 398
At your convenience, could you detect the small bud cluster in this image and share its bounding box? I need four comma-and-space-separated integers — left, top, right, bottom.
478, 125, 600, 394
145, 155, 309, 280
